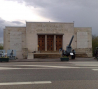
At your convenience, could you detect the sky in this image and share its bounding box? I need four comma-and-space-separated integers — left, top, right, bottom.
0, 0, 98, 43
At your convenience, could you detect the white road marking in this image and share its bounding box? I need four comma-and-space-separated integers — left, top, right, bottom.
0, 65, 80, 70
0, 67, 56, 70
69, 62, 98, 67
2, 63, 98, 70
92, 69, 98, 71
1, 66, 98, 70
75, 64, 98, 66
69, 62, 97, 63
0, 67, 22, 70
0, 81, 52, 85
14, 65, 80, 68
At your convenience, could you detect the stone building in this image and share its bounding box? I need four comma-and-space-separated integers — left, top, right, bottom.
3, 22, 92, 59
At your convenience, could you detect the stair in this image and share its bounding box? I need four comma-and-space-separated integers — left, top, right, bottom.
34, 53, 62, 58
27, 53, 34, 59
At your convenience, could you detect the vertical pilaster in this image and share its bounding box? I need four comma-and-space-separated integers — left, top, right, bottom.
45, 35, 47, 51
54, 35, 56, 51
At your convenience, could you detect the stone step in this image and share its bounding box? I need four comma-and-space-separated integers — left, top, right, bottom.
27, 53, 34, 59
76, 53, 88, 57
34, 54, 62, 58
36, 51, 60, 53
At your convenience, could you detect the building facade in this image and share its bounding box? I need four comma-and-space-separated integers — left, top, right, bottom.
3, 22, 92, 59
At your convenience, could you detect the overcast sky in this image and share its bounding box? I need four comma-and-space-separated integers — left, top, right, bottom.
0, 0, 98, 43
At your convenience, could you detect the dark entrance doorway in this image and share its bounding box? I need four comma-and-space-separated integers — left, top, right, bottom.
56, 35, 62, 51
38, 35, 62, 52
38, 35, 45, 51
47, 35, 54, 51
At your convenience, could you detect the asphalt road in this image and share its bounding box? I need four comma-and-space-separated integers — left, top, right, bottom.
0, 61, 98, 89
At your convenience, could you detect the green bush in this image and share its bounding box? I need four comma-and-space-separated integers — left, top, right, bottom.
92, 35, 98, 56
62, 56, 68, 58
0, 45, 3, 50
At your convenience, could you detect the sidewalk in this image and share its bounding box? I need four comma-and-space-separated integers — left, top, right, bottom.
9, 57, 97, 62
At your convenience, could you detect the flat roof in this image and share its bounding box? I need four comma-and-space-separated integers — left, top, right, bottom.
26, 22, 74, 24
37, 33, 64, 35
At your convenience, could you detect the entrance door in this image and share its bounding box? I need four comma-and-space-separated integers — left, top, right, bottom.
47, 35, 54, 51
38, 35, 45, 51
56, 35, 62, 51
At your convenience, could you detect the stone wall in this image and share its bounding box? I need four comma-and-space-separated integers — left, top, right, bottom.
3, 22, 92, 58
74, 27, 92, 57
26, 22, 75, 52
4, 27, 26, 58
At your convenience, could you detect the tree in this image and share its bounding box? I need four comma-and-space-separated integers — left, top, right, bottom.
0, 44, 3, 50
92, 35, 98, 56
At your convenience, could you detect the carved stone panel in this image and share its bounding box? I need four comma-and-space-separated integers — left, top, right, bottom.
77, 32, 88, 48
10, 32, 22, 51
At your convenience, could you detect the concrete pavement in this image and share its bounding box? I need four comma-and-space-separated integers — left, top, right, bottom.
1, 62, 98, 89
8, 57, 97, 62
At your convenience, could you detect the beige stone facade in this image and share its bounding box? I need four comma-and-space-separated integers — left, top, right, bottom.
3, 22, 92, 58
